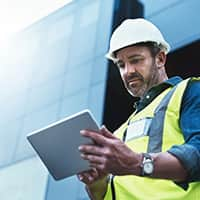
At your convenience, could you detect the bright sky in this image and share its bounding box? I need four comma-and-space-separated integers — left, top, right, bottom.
0, 0, 73, 39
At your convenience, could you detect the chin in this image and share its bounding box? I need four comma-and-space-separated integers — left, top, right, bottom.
127, 87, 145, 98
127, 89, 140, 97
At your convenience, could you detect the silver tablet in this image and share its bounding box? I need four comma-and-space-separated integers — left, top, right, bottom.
27, 109, 100, 180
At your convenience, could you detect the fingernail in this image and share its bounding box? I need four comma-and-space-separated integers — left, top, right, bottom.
101, 125, 107, 130
80, 153, 85, 158
80, 130, 85, 134
101, 125, 105, 128
79, 175, 83, 181
88, 176, 93, 181
78, 146, 83, 151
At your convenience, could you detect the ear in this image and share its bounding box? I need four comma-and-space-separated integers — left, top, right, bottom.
155, 51, 166, 68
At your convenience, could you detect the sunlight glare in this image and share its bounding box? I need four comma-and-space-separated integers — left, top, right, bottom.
0, 0, 73, 40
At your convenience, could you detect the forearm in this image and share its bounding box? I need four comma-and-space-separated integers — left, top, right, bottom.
86, 176, 108, 200
150, 152, 188, 182
168, 143, 200, 182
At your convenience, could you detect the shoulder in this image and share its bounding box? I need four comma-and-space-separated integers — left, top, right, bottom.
182, 78, 200, 107
186, 78, 200, 93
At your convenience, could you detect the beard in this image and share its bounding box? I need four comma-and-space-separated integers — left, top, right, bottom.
125, 72, 146, 97
124, 62, 160, 98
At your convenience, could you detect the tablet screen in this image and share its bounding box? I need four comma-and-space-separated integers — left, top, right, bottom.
27, 109, 100, 180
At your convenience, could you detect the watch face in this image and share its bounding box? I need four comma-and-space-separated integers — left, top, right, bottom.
144, 161, 154, 174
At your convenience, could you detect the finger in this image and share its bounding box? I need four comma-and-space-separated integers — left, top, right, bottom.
77, 173, 90, 183
80, 153, 105, 164
100, 125, 116, 139
79, 144, 104, 155
89, 163, 108, 173
78, 168, 95, 175
77, 171, 97, 184
77, 174, 84, 181
80, 130, 109, 146
90, 168, 98, 176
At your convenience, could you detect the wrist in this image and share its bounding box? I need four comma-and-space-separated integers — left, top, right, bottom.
130, 153, 143, 176
86, 176, 108, 200
140, 153, 154, 176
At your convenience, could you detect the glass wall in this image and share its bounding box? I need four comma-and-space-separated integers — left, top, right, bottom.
139, 0, 200, 50
0, 0, 114, 199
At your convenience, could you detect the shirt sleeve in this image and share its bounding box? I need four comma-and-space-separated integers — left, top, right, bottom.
168, 80, 200, 184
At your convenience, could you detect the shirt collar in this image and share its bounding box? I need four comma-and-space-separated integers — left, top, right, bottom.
165, 76, 183, 87
134, 76, 183, 112
144, 76, 183, 97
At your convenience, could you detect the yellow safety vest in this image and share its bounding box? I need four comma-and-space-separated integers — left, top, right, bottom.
104, 78, 200, 200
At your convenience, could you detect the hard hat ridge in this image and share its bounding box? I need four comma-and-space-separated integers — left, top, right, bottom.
106, 18, 170, 62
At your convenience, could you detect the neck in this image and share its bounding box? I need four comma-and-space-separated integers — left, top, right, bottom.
158, 70, 168, 84
141, 68, 168, 99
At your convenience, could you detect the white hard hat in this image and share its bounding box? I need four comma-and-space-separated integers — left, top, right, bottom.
106, 18, 170, 61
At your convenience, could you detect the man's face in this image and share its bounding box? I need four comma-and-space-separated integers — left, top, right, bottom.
115, 45, 162, 98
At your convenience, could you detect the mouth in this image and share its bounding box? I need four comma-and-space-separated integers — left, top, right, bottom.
128, 79, 141, 86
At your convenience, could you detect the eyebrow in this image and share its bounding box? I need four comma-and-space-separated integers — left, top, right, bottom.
127, 54, 143, 59
115, 54, 143, 64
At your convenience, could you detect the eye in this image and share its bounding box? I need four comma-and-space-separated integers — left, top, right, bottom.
116, 62, 125, 69
130, 58, 142, 64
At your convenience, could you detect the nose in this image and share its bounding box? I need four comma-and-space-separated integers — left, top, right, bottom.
123, 63, 136, 76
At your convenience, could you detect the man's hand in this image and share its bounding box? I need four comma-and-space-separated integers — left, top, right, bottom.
77, 168, 108, 200
79, 126, 142, 176
78, 126, 142, 200
77, 168, 107, 185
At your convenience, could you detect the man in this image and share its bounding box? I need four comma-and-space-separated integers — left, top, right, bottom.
78, 18, 200, 199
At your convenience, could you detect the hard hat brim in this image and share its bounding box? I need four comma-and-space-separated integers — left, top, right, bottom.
105, 40, 170, 62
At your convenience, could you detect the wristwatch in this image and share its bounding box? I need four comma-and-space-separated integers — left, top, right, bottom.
140, 153, 154, 176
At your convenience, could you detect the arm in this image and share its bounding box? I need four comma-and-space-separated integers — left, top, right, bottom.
150, 152, 187, 181
168, 80, 200, 183
78, 81, 200, 196
79, 126, 188, 181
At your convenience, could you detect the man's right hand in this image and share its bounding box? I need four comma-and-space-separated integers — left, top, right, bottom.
77, 168, 108, 200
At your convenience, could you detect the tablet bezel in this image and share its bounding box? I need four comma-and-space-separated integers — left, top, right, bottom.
27, 109, 100, 180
